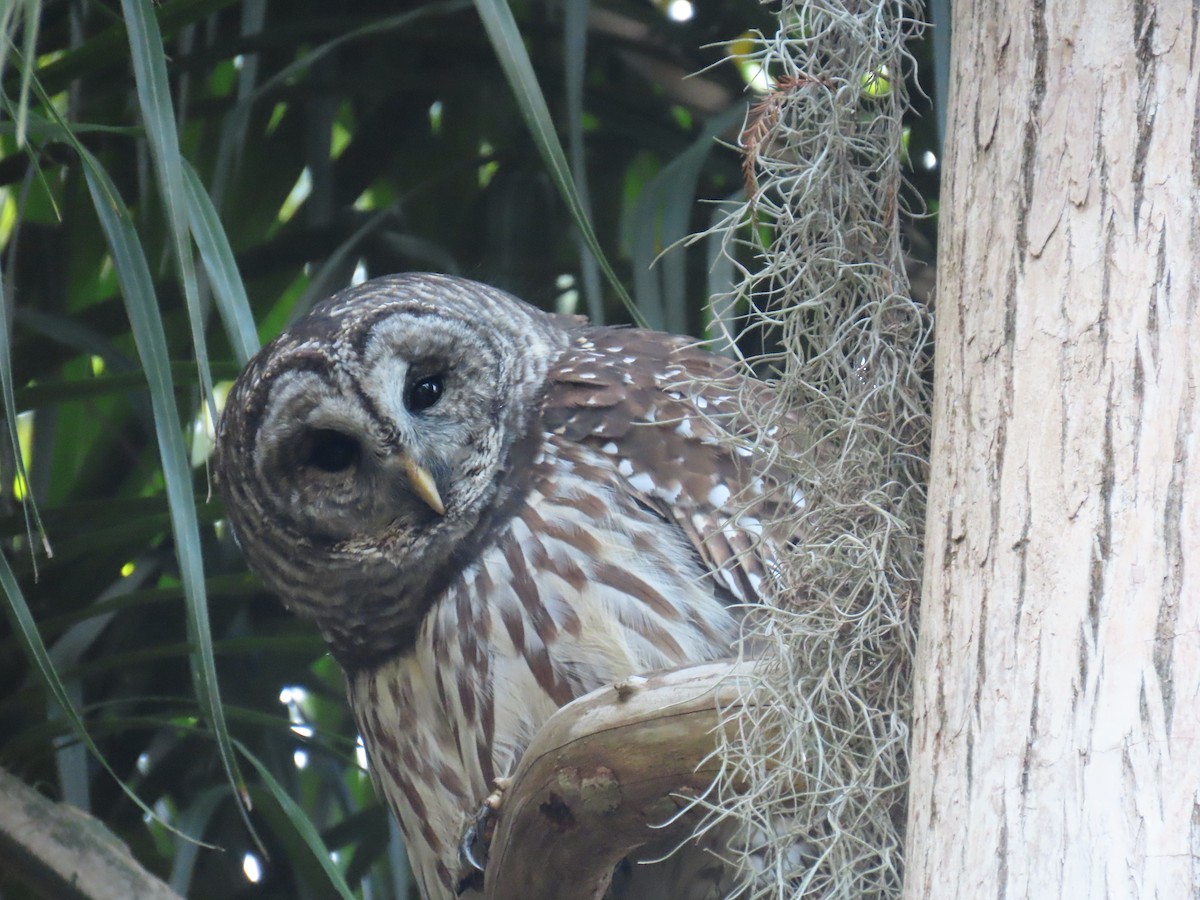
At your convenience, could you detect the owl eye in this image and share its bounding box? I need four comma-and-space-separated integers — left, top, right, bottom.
302, 428, 361, 473
405, 373, 444, 412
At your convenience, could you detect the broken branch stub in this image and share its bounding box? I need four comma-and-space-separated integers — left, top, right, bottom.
481, 659, 766, 900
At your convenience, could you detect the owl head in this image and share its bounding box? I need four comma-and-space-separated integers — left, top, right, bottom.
215, 273, 569, 664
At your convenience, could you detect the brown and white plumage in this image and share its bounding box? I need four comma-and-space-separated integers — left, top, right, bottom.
216, 274, 793, 898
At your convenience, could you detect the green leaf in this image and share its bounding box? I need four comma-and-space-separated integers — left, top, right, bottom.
14, 361, 241, 412
79, 146, 254, 847
247, 1, 472, 107
703, 190, 745, 353
13, 0, 41, 147
24, 0, 244, 100
563, 0, 603, 324
0, 119, 142, 137
0, 550, 201, 839
169, 786, 231, 895
631, 104, 747, 333
0, 268, 50, 559
120, 0, 216, 416
237, 740, 357, 900
472, 0, 638, 322
180, 160, 260, 365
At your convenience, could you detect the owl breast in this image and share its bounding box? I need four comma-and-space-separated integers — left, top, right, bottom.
350, 432, 742, 898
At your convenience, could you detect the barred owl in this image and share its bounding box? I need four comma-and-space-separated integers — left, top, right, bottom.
216, 273, 790, 899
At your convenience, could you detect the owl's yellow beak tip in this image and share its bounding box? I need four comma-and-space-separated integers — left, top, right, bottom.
402, 456, 446, 516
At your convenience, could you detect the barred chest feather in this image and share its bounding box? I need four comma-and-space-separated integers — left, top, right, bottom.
350, 432, 743, 899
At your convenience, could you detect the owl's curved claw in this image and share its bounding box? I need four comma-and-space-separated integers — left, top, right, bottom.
456, 777, 511, 892
459, 808, 489, 869
455, 806, 491, 894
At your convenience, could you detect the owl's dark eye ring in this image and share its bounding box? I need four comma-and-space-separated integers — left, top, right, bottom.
302, 428, 361, 473
405, 373, 444, 412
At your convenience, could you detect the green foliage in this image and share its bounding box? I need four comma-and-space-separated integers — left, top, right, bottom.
0, 1, 790, 896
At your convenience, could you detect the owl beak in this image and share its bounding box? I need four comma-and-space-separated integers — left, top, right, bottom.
402, 455, 446, 516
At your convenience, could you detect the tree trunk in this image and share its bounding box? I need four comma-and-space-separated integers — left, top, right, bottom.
907, 1, 1200, 897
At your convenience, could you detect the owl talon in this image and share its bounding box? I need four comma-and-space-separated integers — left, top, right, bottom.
459, 807, 490, 872
455, 807, 493, 894
457, 776, 511, 889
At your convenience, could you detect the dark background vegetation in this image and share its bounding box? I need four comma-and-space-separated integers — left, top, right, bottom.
0, 1, 939, 896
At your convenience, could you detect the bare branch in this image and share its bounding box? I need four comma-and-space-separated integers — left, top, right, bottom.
0, 767, 180, 900
483, 660, 764, 900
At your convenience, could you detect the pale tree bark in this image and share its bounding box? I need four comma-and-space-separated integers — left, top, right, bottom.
907, 1, 1199, 898
0, 767, 180, 899
482, 661, 762, 899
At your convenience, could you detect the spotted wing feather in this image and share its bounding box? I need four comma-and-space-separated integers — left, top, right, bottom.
545, 327, 780, 607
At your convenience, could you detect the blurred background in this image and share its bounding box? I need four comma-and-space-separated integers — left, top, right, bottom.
0, 1, 940, 897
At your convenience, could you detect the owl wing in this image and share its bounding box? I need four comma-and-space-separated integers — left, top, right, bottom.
541, 326, 790, 608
